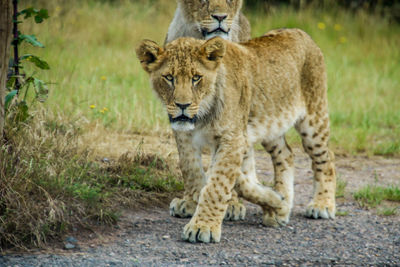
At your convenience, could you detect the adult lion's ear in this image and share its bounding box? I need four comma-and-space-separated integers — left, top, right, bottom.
199, 37, 226, 69
136, 40, 163, 73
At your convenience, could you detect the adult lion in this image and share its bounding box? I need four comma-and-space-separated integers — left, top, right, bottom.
137, 29, 336, 243
165, 0, 251, 43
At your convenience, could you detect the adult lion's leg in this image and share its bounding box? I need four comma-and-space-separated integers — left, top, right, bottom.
295, 114, 336, 219
170, 131, 206, 218
261, 136, 294, 226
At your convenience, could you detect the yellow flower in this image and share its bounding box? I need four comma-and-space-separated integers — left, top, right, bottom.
100, 76, 107, 81
317, 22, 326, 30
334, 24, 342, 31
100, 110, 105, 114
339, 36, 347, 43
90, 104, 96, 109
102, 107, 109, 112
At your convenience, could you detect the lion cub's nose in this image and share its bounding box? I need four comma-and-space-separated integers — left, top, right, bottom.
175, 102, 191, 110
212, 14, 227, 22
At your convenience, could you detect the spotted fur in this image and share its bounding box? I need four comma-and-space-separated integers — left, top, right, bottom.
136, 28, 337, 243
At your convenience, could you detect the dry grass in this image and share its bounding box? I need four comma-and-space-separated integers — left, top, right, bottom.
0, 111, 181, 250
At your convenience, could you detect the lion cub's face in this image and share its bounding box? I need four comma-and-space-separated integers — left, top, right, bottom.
136, 37, 226, 131
179, 0, 243, 40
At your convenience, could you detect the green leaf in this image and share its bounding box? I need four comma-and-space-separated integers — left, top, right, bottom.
19, 8, 49, 23
19, 34, 44, 48
6, 76, 17, 90
34, 16, 43, 24
19, 7, 38, 19
20, 54, 50, 70
5, 90, 18, 110
35, 9, 49, 23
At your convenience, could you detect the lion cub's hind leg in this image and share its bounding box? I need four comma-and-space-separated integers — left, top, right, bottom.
236, 146, 288, 226
169, 197, 198, 218
225, 189, 246, 221
261, 136, 294, 227
295, 114, 336, 219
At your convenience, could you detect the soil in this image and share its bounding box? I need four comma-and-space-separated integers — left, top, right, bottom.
1, 140, 399, 266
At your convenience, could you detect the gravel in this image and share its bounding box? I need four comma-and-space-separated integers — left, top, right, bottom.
1, 150, 399, 266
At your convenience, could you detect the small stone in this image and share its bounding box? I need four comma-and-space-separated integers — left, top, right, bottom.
65, 236, 78, 243
64, 243, 75, 250
262, 260, 275, 265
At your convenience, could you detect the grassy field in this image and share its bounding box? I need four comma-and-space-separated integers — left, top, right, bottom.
19, 0, 400, 156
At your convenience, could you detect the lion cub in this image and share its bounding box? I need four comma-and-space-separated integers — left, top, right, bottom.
166, 0, 251, 221
137, 28, 336, 243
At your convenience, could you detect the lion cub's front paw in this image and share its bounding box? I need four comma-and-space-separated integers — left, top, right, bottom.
182, 219, 221, 243
224, 200, 246, 221
305, 198, 336, 219
262, 201, 291, 227
169, 197, 197, 218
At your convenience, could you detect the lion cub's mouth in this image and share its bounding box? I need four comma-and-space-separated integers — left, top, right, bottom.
169, 114, 197, 132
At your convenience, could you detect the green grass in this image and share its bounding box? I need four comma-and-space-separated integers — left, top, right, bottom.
377, 206, 398, 216
336, 177, 347, 198
17, 1, 400, 155
335, 210, 349, 216
353, 185, 400, 207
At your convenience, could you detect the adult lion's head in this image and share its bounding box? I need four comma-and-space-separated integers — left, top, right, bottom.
136, 37, 226, 131
179, 0, 244, 40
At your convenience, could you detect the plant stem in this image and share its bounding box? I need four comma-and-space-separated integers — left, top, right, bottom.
12, 0, 20, 92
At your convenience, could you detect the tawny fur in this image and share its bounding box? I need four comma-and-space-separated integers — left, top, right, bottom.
165, 0, 250, 220
137, 28, 337, 243
165, 0, 251, 43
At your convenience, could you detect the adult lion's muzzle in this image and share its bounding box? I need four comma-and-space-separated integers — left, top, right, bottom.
168, 114, 197, 124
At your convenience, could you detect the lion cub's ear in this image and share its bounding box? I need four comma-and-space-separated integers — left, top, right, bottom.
136, 40, 164, 73
199, 37, 226, 69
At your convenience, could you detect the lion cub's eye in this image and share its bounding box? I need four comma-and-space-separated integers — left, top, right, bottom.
163, 74, 174, 84
192, 75, 202, 84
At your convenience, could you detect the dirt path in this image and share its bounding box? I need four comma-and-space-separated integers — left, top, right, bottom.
1, 149, 399, 266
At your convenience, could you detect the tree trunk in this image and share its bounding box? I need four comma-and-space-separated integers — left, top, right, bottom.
0, 0, 13, 142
